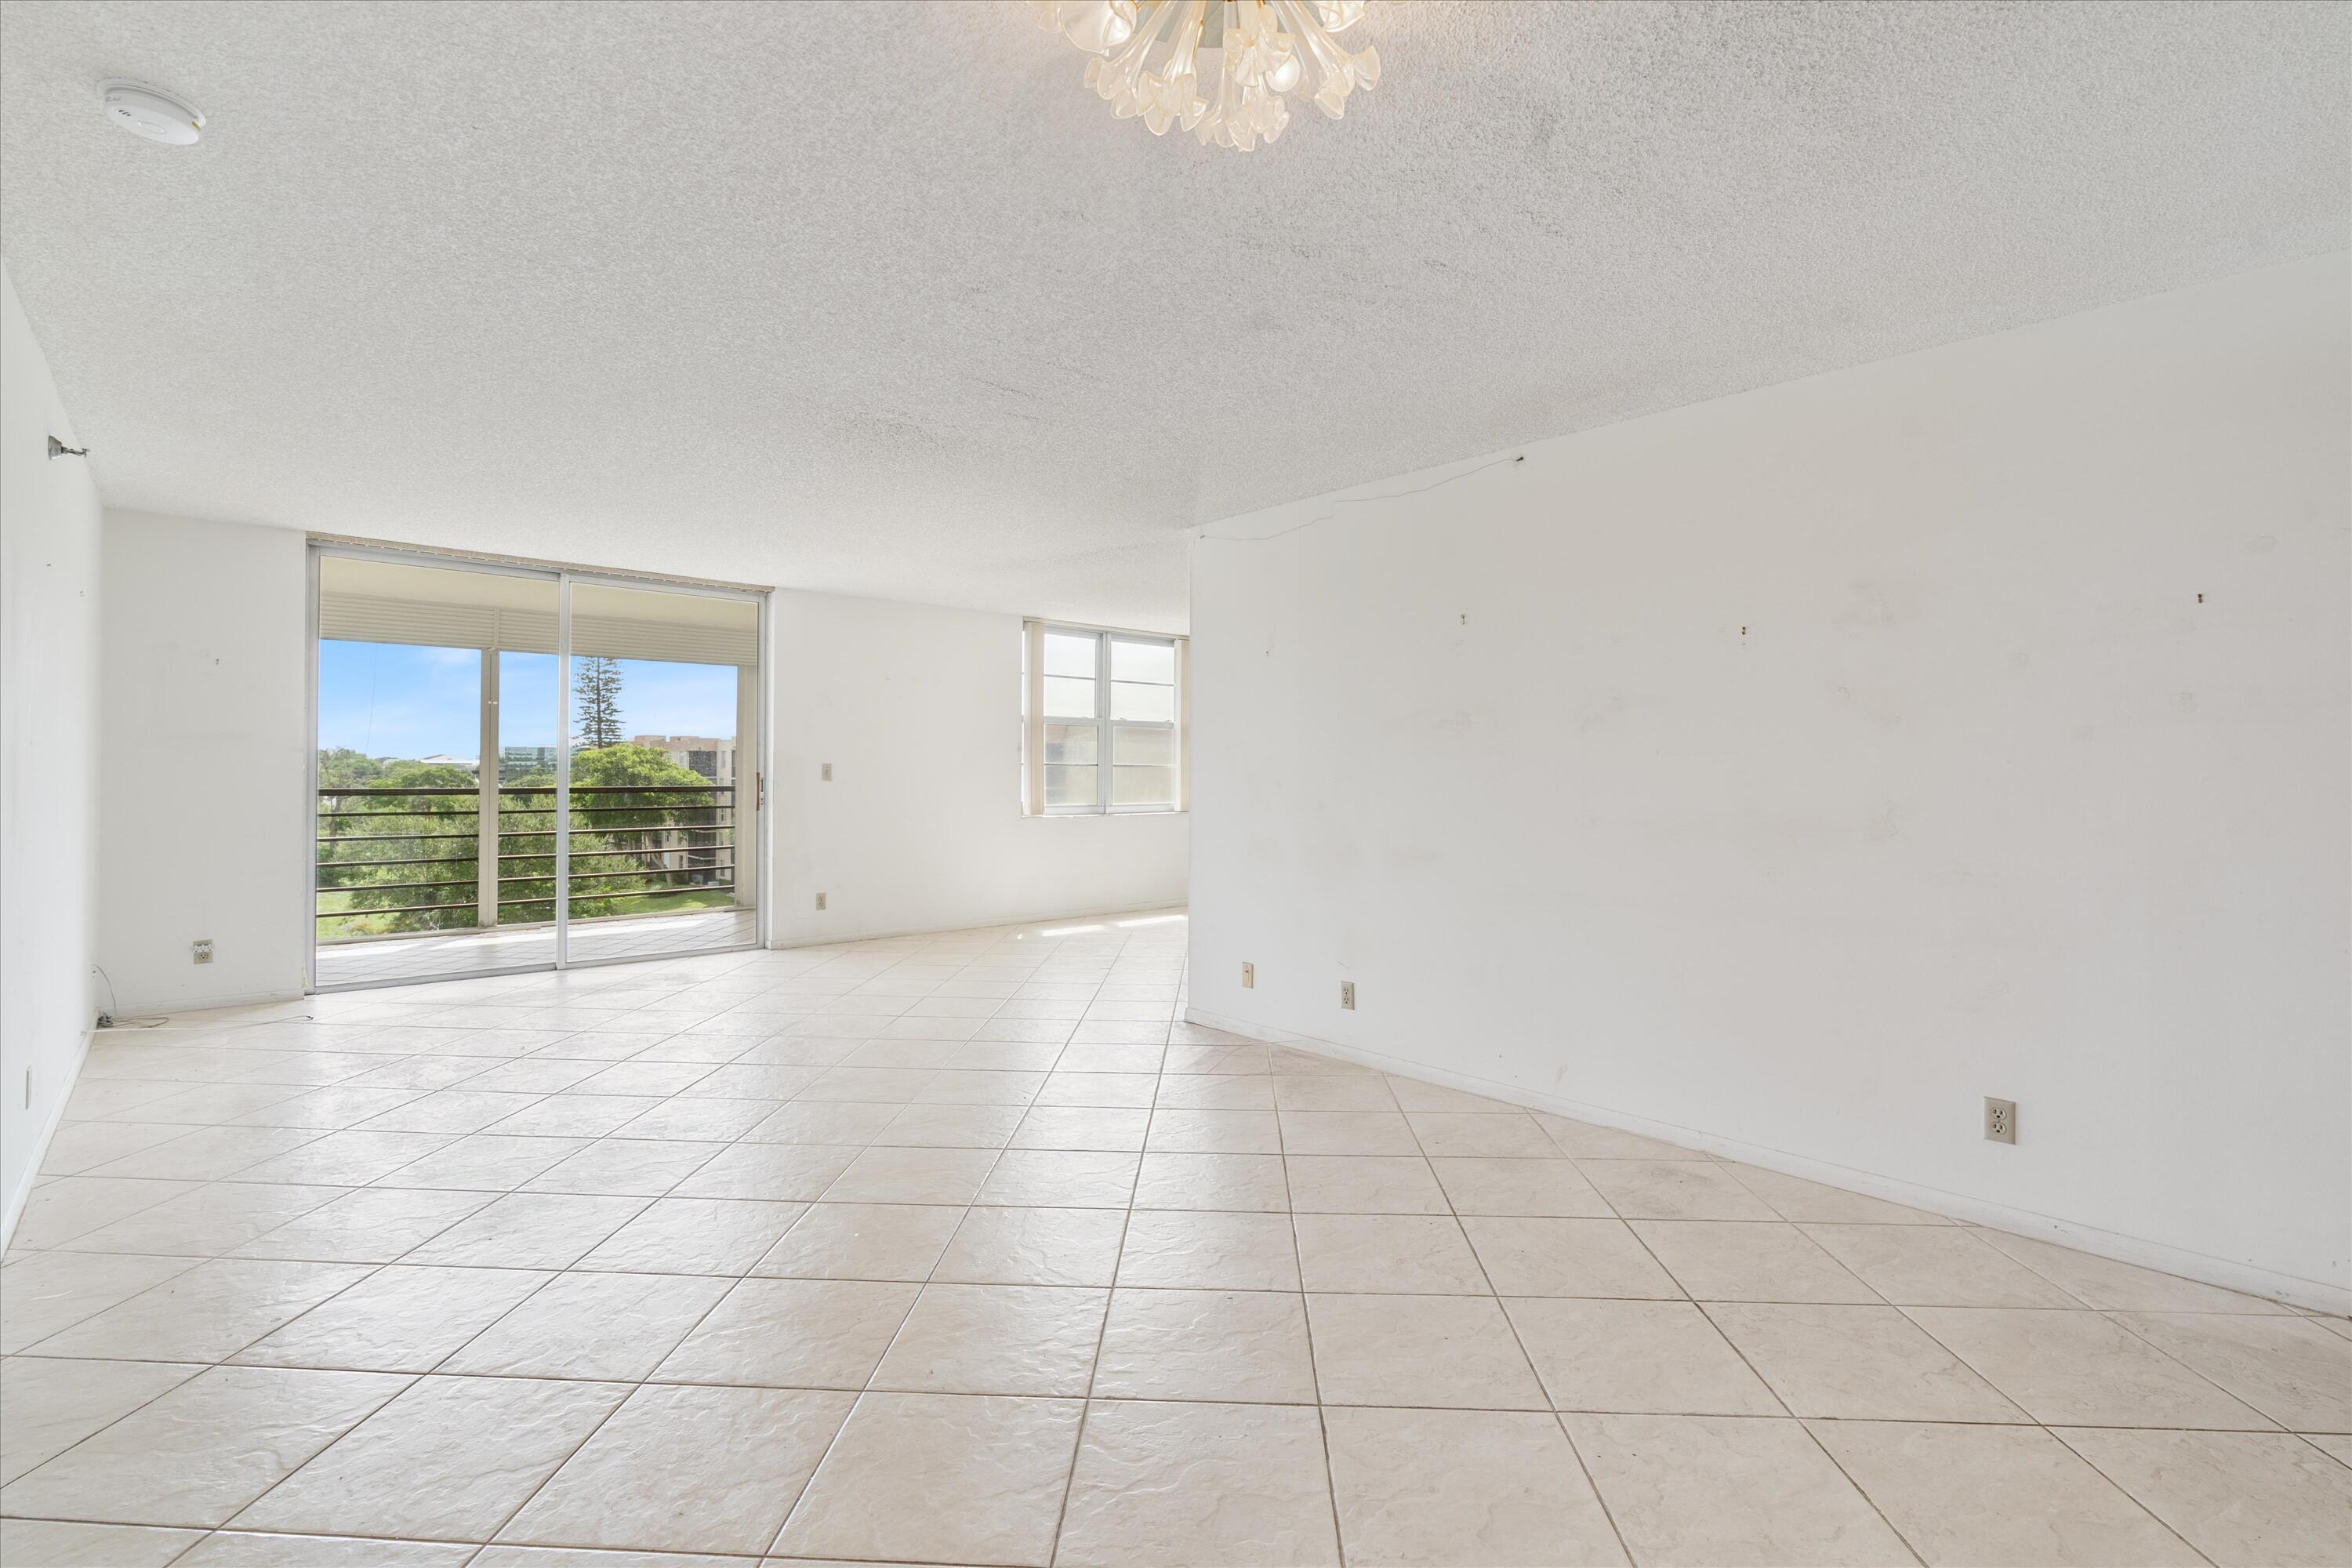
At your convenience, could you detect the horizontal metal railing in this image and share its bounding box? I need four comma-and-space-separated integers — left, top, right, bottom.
317, 781, 737, 936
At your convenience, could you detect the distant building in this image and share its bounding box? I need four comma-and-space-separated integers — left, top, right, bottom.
632, 733, 736, 786
499, 746, 558, 776
416, 753, 477, 771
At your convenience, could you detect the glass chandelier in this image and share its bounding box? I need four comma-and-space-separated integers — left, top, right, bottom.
1031, 1, 1381, 153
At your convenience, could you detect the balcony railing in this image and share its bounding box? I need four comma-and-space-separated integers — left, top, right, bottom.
317, 782, 737, 941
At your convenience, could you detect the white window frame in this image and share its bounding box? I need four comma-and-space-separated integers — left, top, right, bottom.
1023, 619, 1186, 815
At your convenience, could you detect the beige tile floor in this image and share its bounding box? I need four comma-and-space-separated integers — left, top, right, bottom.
5, 907, 2347, 1567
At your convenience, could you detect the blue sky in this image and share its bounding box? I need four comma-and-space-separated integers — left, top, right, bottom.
318, 642, 739, 760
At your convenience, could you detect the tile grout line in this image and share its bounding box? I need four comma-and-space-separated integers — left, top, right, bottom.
772, 939, 1120, 1564
10, 924, 1140, 1553
760, 941, 1083, 1559
1268, 1078, 1352, 1568
1040, 953, 1127, 1567
14, 916, 2340, 1563
466, 1251, 751, 1555
1879, 1299, 2230, 1565
211, 1199, 740, 1548
2039, 1425, 2223, 1568
1424, 1111, 1639, 1568
1602, 1167, 1936, 1566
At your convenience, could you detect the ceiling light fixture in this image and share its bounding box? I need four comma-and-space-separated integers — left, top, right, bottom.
102, 79, 205, 144
1032, 0, 1381, 153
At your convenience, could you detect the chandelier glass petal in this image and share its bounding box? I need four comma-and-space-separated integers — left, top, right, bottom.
1033, 0, 1383, 152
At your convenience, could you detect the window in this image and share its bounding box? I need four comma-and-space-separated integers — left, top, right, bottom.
1023, 621, 1184, 814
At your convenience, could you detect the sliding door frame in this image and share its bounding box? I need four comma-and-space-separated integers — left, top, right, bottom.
553, 564, 771, 971
306, 541, 770, 992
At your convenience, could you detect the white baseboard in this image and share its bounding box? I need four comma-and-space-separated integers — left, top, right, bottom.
768, 898, 1185, 952
1187, 1007, 2350, 1318
1, 1025, 93, 1254
118, 987, 307, 1018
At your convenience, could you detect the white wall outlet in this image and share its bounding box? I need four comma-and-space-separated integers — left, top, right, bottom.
821, 762, 833, 781
191, 938, 214, 964
1984, 1096, 2017, 1143
815, 892, 827, 911
1340, 980, 1356, 1010
1241, 961, 1254, 989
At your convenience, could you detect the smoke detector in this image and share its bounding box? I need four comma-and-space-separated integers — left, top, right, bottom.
102, 80, 204, 144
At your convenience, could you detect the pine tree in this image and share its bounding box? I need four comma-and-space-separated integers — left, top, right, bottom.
575, 656, 625, 749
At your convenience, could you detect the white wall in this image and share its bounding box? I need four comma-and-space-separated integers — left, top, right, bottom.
0, 265, 103, 1242
76, 521, 1186, 1003
1189, 254, 2350, 1310
99, 510, 310, 1014
768, 587, 1188, 946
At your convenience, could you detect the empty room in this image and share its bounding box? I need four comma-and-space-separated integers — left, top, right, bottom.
0, 2, 2346, 1566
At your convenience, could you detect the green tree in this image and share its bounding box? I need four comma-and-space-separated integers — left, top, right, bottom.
575, 656, 624, 749
317, 741, 734, 942
314, 755, 481, 938
498, 744, 731, 924
315, 747, 389, 789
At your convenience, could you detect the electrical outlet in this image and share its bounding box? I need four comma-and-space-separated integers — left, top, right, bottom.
815, 892, 827, 911
191, 938, 214, 965
821, 763, 833, 782
1240, 961, 1254, 989
1340, 980, 1356, 1010
1984, 1097, 2016, 1144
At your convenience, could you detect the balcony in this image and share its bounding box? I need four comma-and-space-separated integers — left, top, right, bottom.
315, 781, 753, 986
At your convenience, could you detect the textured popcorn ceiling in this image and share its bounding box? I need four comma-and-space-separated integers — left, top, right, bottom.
2, 2, 2345, 630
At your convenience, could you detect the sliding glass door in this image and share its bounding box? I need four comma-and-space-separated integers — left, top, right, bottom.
314, 554, 561, 985
311, 546, 764, 989
558, 579, 760, 967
